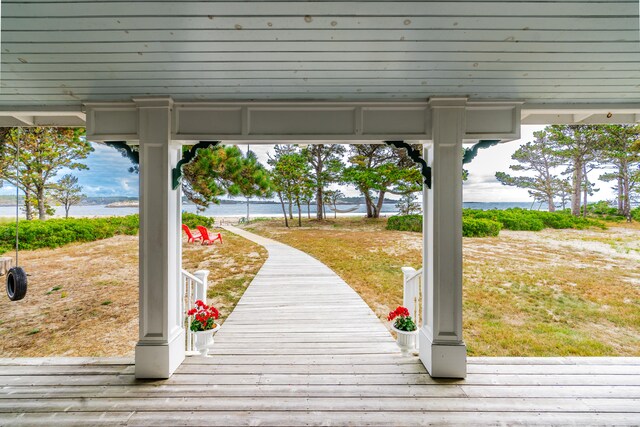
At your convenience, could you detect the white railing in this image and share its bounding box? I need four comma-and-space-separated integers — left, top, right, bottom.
401, 267, 422, 349
181, 269, 210, 354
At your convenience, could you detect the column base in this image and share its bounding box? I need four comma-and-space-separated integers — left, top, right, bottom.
418, 329, 467, 378
135, 329, 185, 379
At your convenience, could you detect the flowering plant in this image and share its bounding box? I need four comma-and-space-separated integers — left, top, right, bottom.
187, 300, 219, 332
387, 306, 417, 332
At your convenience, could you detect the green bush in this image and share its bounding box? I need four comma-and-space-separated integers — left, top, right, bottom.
0, 212, 213, 254
0, 215, 140, 254
387, 208, 605, 237
632, 207, 640, 222
386, 215, 422, 232
462, 218, 501, 237
181, 212, 214, 229
464, 208, 604, 231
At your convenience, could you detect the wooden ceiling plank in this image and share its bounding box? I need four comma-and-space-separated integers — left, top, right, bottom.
5, 29, 637, 44
5, 61, 638, 73
3, 71, 640, 81
5, 41, 639, 54
4, 52, 640, 63
3, 2, 634, 18
4, 16, 636, 32
3, 78, 640, 88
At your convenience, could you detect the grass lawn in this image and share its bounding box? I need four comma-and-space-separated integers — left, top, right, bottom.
245, 217, 640, 357
0, 228, 266, 357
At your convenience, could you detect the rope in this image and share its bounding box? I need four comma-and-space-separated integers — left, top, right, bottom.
15, 133, 19, 267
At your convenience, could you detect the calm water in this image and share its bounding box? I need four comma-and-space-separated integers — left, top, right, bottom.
0, 201, 535, 218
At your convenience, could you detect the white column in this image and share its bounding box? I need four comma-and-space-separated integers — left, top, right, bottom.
420, 98, 467, 378
134, 97, 185, 379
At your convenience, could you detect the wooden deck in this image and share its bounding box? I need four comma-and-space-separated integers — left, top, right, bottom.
1, 228, 639, 426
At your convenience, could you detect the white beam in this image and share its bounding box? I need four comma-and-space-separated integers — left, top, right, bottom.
134, 96, 185, 379
85, 100, 520, 143
420, 98, 467, 379
11, 115, 35, 126
573, 113, 594, 123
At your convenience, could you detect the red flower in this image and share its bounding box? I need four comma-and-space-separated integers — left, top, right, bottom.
187, 309, 196, 316
388, 306, 411, 322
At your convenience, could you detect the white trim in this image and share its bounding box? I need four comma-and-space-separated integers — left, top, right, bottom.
84, 98, 521, 143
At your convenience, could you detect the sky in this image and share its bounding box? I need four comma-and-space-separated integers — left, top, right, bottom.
0, 125, 617, 203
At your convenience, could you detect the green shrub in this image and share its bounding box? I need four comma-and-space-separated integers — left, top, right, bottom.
0, 215, 140, 254
0, 212, 217, 254
386, 209, 605, 238
462, 218, 501, 237
632, 207, 640, 222
181, 212, 214, 229
387, 215, 422, 232
464, 208, 604, 231
588, 201, 618, 216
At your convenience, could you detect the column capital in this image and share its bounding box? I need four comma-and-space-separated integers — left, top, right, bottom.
133, 96, 174, 109
428, 97, 468, 108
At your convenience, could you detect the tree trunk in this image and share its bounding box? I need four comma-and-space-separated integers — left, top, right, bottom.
364, 192, 374, 218
570, 159, 583, 216
374, 190, 386, 219
296, 199, 302, 227
547, 194, 555, 212
617, 172, 624, 215
23, 189, 33, 220
316, 189, 323, 220
278, 191, 289, 228
37, 187, 47, 220
315, 147, 324, 220
307, 202, 311, 219
582, 164, 588, 218
622, 167, 631, 222
288, 200, 293, 220
64, 204, 70, 218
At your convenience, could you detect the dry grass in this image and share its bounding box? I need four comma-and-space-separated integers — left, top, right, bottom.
182, 229, 268, 322
245, 217, 640, 357
0, 229, 266, 357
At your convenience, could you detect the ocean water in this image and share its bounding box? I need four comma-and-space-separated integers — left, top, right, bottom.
0, 201, 536, 218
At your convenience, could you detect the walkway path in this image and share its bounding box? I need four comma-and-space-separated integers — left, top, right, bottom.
212, 225, 400, 357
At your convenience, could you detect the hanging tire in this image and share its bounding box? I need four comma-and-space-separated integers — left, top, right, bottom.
6, 267, 27, 301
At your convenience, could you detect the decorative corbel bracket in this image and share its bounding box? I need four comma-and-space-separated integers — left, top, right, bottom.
462, 140, 501, 164
384, 140, 431, 189
172, 141, 220, 190
102, 141, 139, 164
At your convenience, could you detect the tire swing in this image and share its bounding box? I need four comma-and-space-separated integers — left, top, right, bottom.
6, 135, 27, 301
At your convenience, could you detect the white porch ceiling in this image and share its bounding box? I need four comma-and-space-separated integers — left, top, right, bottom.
1, 1, 639, 123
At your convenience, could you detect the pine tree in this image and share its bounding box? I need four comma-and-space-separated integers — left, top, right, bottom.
51, 174, 86, 218
342, 144, 421, 218
0, 127, 92, 220
301, 145, 345, 220
495, 131, 563, 212
596, 125, 640, 221
181, 145, 271, 210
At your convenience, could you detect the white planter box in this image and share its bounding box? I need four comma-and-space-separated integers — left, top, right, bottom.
193, 324, 220, 356
392, 325, 418, 354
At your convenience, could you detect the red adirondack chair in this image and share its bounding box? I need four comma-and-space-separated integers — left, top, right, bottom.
182, 224, 202, 243
196, 225, 223, 245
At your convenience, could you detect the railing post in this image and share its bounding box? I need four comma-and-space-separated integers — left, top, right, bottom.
194, 270, 210, 303
401, 267, 418, 322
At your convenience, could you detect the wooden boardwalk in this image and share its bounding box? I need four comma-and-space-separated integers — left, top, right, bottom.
1, 228, 640, 425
